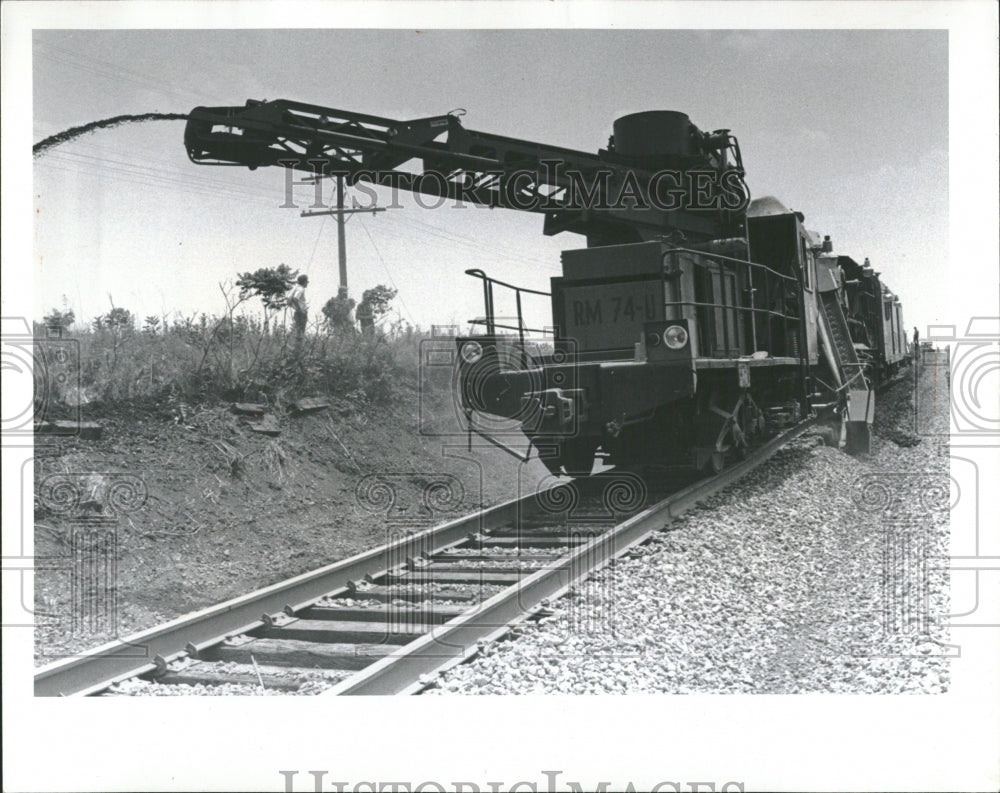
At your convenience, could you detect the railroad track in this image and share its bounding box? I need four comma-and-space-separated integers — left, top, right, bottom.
34, 417, 818, 697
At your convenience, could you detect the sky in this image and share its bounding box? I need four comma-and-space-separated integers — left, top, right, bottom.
5, 6, 1000, 792
28, 28, 952, 334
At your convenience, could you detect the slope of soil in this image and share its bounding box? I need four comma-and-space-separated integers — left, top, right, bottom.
33, 372, 549, 664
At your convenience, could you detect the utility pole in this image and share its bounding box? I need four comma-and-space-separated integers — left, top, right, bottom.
301, 175, 386, 297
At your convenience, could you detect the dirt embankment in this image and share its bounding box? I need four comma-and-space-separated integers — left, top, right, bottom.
33, 374, 549, 663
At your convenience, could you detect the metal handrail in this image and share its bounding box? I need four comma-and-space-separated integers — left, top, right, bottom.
663, 300, 800, 322
464, 269, 550, 297
467, 318, 553, 336
467, 254, 804, 359
464, 268, 551, 346
666, 246, 800, 284
666, 246, 804, 360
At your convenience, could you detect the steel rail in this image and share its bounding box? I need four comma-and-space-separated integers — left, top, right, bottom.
325, 415, 819, 695
33, 489, 543, 697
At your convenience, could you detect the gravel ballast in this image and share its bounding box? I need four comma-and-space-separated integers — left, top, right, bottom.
105, 662, 352, 696
430, 366, 951, 695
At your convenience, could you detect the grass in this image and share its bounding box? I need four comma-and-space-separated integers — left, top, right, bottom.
36, 310, 432, 414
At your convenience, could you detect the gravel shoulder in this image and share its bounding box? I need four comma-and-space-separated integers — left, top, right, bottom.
431, 365, 951, 694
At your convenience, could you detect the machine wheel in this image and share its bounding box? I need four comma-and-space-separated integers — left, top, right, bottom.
561, 437, 597, 477
532, 435, 565, 476
693, 389, 756, 475
538, 455, 564, 477
695, 402, 749, 475
705, 450, 726, 475
703, 421, 743, 474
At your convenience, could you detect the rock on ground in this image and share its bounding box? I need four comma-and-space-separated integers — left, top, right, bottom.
430, 364, 951, 695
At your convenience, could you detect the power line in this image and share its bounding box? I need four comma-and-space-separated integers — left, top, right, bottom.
299, 175, 387, 297
49, 142, 269, 196
358, 216, 415, 325
358, 213, 562, 279
35, 152, 279, 206
303, 215, 328, 275
34, 41, 206, 106
391, 212, 559, 269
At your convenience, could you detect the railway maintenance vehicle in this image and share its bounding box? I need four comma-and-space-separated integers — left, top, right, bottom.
184, 99, 909, 475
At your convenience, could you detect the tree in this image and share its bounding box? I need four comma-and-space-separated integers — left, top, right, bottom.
322, 292, 356, 334
104, 307, 134, 334
43, 307, 75, 335
94, 305, 134, 373
235, 264, 300, 312
195, 281, 253, 385
356, 285, 398, 334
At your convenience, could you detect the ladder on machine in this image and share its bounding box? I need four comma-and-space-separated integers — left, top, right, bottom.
817, 288, 873, 454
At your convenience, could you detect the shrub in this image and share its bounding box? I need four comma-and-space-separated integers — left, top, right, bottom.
37, 302, 426, 410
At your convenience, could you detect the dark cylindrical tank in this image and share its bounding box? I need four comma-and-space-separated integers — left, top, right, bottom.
612, 111, 697, 161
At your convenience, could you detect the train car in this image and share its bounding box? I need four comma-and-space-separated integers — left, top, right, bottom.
456, 192, 883, 475
459, 231, 806, 475
182, 99, 907, 474
839, 256, 910, 388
